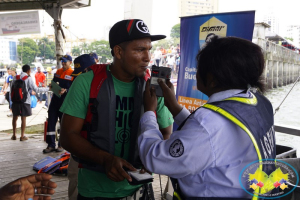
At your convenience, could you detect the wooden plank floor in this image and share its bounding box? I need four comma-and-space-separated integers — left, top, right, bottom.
0, 134, 169, 200
0, 134, 69, 199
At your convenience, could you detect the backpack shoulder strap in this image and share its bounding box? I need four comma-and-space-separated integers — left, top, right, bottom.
16, 75, 20, 80
89, 64, 108, 99
22, 76, 28, 81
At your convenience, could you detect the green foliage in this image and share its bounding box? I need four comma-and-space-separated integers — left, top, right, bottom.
17, 38, 39, 65
89, 40, 112, 63
37, 37, 56, 60
284, 37, 294, 42
72, 47, 81, 56
170, 24, 180, 39
80, 42, 90, 54
72, 40, 112, 63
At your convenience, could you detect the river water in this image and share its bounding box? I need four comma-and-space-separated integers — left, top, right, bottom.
265, 83, 300, 157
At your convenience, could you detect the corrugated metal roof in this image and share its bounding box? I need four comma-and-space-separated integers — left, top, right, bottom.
0, 0, 90, 12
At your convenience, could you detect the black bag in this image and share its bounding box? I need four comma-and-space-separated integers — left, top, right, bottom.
11, 75, 28, 103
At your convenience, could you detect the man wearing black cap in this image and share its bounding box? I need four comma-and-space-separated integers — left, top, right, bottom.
43, 54, 74, 153
60, 19, 173, 199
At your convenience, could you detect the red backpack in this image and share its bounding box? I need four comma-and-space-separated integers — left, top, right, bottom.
11, 75, 28, 103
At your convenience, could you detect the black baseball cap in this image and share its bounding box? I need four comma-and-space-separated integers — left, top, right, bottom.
109, 19, 166, 55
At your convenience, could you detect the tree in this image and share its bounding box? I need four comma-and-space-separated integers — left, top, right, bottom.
72, 47, 81, 56
170, 24, 180, 39
89, 40, 112, 63
284, 37, 294, 42
17, 38, 39, 65
80, 42, 90, 54
37, 37, 56, 61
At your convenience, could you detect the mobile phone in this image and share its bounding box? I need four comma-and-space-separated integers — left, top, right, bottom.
150, 66, 171, 97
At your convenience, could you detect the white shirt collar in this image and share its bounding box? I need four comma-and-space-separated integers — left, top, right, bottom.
207, 89, 253, 103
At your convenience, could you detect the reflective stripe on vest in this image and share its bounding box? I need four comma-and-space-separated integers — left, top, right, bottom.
202, 103, 263, 163
202, 103, 261, 200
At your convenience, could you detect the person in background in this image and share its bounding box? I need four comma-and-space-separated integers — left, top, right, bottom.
43, 55, 74, 153
67, 54, 95, 200
35, 67, 46, 104
175, 55, 180, 75
176, 43, 180, 55
51, 66, 57, 74
160, 46, 167, 67
0, 173, 57, 200
6, 67, 17, 117
44, 67, 54, 109
89, 52, 99, 63
139, 36, 276, 199
153, 47, 162, 66
1, 67, 13, 117
11, 65, 49, 141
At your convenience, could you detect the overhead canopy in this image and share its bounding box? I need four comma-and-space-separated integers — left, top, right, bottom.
0, 0, 91, 12
265, 31, 285, 42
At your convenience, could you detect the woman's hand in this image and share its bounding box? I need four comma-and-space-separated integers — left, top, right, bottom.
144, 79, 157, 112
0, 173, 57, 200
157, 79, 182, 117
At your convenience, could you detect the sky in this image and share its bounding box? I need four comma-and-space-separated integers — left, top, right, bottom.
4, 0, 300, 40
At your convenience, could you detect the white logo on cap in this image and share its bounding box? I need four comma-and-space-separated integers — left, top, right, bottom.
136, 21, 149, 34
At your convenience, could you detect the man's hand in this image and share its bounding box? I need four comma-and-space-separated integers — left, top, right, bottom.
31, 91, 36, 96
140, 166, 152, 175
158, 79, 182, 117
144, 79, 157, 112
59, 88, 67, 95
0, 173, 57, 200
104, 154, 136, 182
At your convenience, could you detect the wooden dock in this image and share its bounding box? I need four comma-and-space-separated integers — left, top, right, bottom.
0, 134, 69, 199
0, 133, 168, 199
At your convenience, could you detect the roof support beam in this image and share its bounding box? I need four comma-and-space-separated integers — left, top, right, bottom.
0, 2, 43, 12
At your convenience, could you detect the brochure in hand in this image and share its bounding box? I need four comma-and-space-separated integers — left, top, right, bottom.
51, 80, 61, 98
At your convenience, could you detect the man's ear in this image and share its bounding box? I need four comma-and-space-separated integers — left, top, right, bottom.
113, 45, 123, 60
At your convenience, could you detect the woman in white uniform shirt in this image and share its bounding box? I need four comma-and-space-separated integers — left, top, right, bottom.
138, 36, 276, 199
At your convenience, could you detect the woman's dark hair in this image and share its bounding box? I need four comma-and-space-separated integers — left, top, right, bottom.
196, 36, 266, 92
22, 64, 31, 73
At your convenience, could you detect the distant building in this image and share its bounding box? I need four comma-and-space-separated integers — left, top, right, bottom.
0, 37, 18, 65
179, 0, 219, 17
286, 25, 300, 48
263, 10, 280, 34
124, 0, 154, 33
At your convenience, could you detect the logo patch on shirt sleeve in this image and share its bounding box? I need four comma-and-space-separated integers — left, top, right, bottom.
169, 139, 184, 157
64, 75, 72, 80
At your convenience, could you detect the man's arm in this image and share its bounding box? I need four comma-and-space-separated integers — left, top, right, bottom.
60, 114, 136, 182
28, 77, 48, 93
2, 82, 8, 93
160, 125, 172, 140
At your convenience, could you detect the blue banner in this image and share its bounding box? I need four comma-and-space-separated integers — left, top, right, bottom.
176, 11, 255, 114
